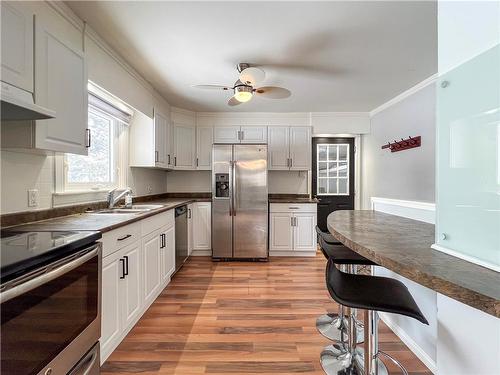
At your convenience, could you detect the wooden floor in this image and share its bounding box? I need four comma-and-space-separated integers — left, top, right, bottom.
102, 254, 431, 375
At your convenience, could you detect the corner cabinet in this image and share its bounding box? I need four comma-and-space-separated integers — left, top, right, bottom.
268, 126, 311, 170
269, 203, 317, 256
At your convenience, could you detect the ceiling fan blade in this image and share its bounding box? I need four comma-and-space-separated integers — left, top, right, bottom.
254, 86, 291, 99
239, 67, 265, 86
228, 97, 242, 106
193, 85, 231, 91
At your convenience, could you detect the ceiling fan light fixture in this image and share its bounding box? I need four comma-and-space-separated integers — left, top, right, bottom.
233, 85, 253, 103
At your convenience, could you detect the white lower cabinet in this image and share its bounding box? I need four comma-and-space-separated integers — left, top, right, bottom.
101, 241, 142, 362
269, 203, 317, 255
142, 229, 162, 306
100, 209, 176, 364
192, 202, 212, 251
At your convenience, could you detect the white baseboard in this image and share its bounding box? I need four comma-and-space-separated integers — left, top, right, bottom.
269, 250, 316, 257
379, 312, 437, 374
190, 249, 212, 256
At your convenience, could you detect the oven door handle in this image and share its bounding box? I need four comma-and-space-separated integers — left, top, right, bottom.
0, 245, 99, 304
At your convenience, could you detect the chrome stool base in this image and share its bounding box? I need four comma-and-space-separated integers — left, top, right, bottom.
320, 346, 388, 375
316, 313, 364, 344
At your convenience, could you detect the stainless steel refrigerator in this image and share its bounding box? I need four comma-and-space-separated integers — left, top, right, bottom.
212, 144, 268, 259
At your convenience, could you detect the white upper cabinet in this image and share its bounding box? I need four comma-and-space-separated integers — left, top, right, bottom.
268, 126, 290, 170
1, 1, 34, 92
213, 125, 267, 144
240, 126, 267, 143
154, 110, 168, 168
268, 126, 311, 170
173, 122, 196, 169
289, 126, 311, 170
196, 126, 213, 170
33, 14, 88, 155
213, 126, 240, 143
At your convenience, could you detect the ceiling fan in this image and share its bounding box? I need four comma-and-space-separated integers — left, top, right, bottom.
193, 63, 291, 106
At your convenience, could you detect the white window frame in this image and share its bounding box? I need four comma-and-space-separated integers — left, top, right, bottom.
316, 143, 350, 196
54, 104, 129, 196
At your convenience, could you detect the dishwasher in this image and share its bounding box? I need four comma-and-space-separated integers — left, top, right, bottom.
174, 205, 188, 274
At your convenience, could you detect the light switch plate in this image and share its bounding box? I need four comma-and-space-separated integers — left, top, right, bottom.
28, 189, 39, 207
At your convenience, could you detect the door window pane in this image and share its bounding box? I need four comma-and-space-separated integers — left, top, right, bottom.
316, 143, 350, 195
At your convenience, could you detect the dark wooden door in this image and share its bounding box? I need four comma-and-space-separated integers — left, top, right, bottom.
312, 137, 355, 232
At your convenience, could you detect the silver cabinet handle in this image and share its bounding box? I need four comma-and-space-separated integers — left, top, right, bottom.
168, 154, 171, 165
0, 245, 99, 303
86, 129, 91, 148
155, 151, 159, 162
174, 156, 177, 166
290, 158, 292, 167
289, 207, 299, 210
294, 217, 298, 226
290, 216, 294, 226
117, 234, 132, 241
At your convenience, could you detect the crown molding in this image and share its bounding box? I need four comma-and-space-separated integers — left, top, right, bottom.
196, 112, 310, 119
311, 112, 369, 118
369, 74, 438, 117
171, 106, 196, 116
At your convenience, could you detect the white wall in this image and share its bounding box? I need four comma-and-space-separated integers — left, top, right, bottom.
361, 80, 436, 209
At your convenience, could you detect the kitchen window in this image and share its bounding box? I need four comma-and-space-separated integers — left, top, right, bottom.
56, 88, 132, 194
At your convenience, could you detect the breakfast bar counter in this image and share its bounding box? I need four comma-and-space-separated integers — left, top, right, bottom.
327, 210, 500, 318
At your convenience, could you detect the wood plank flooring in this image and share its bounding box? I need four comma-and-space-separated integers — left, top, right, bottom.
102, 253, 432, 375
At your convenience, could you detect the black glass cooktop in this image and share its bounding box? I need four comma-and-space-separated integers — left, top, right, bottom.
0, 230, 101, 283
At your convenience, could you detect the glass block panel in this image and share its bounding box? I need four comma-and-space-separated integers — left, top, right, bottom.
328, 162, 338, 177
328, 145, 338, 161
318, 178, 328, 194
339, 145, 348, 161
328, 178, 338, 194
338, 178, 348, 194
318, 162, 328, 177
318, 145, 328, 161
338, 162, 348, 177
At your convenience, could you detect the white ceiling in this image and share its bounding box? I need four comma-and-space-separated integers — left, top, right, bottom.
67, 1, 437, 112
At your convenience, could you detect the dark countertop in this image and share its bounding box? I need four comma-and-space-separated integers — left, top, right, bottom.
327, 210, 500, 318
8, 198, 198, 233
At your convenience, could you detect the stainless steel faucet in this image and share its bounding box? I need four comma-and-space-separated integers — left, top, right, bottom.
107, 188, 133, 209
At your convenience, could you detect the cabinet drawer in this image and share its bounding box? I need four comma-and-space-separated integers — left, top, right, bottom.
101, 222, 141, 258
270, 203, 317, 213
141, 209, 174, 236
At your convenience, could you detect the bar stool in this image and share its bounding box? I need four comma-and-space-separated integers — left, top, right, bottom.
316, 225, 341, 245
320, 258, 428, 375
317, 235, 375, 345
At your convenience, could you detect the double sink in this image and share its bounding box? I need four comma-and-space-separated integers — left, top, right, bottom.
93, 204, 164, 214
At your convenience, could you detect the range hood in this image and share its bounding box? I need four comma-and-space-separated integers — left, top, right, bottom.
1, 82, 55, 121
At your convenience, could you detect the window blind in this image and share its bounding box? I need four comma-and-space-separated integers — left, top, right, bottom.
88, 92, 132, 125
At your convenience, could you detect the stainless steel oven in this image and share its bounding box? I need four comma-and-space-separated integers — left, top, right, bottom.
1, 238, 101, 375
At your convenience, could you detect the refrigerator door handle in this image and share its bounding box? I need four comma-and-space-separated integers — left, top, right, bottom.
232, 160, 237, 216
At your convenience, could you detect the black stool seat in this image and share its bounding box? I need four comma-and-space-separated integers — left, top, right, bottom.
326, 259, 428, 324
316, 225, 340, 245
319, 236, 376, 266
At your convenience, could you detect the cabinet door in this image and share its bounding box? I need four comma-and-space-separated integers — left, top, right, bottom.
268, 126, 290, 170
269, 212, 293, 251
154, 111, 167, 168
293, 213, 317, 251
142, 230, 162, 304
187, 204, 194, 256
196, 126, 213, 170
121, 242, 142, 330
161, 225, 176, 283
0, 1, 33, 92
174, 123, 196, 169
213, 126, 240, 143
240, 126, 267, 143
289, 127, 311, 170
101, 255, 122, 360
193, 202, 212, 250
34, 16, 88, 155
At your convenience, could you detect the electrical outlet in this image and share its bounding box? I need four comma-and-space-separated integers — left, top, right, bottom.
147, 185, 152, 193
28, 189, 39, 207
